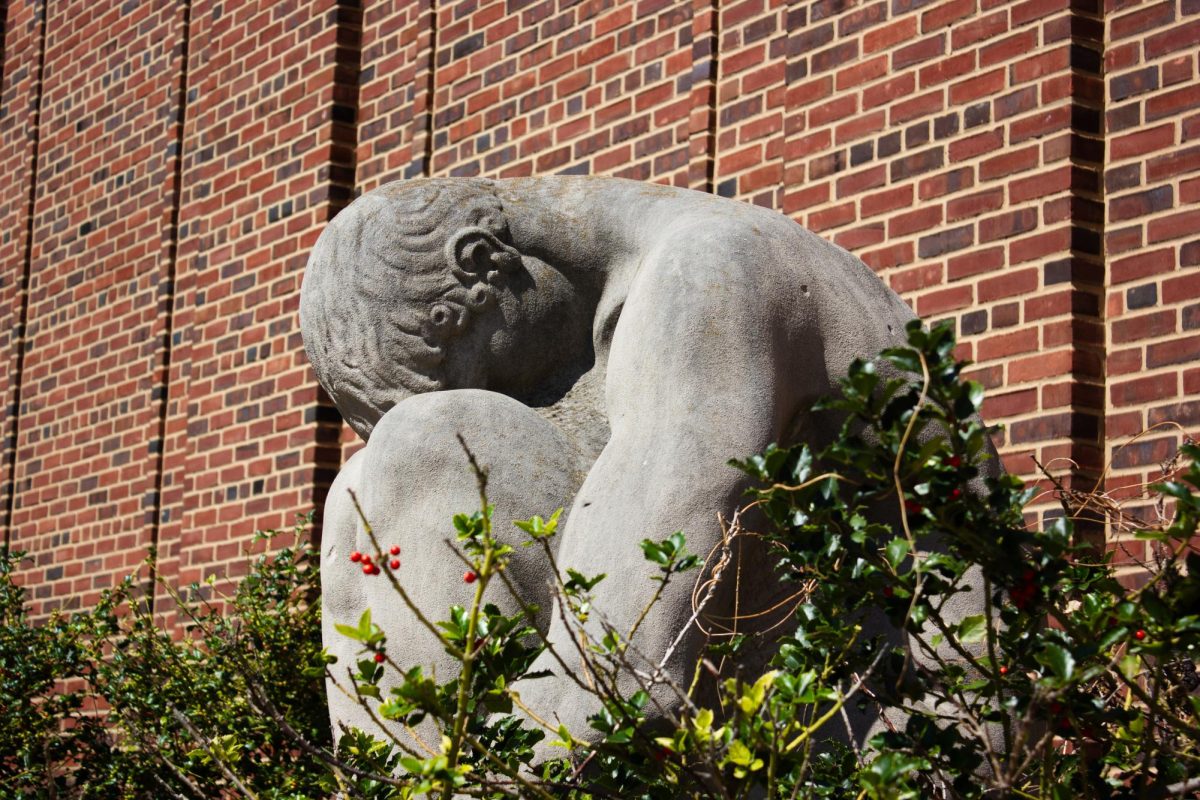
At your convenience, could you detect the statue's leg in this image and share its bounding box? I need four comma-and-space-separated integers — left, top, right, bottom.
321, 389, 584, 752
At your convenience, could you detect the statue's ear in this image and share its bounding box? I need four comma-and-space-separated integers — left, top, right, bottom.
445, 227, 521, 286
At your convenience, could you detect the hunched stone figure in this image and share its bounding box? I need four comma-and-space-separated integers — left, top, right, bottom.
300, 176, 957, 751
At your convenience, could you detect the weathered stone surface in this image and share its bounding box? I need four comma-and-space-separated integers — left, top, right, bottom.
301, 176, 984, 749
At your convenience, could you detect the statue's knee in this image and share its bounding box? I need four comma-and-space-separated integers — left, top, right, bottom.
360, 390, 579, 634
366, 389, 578, 481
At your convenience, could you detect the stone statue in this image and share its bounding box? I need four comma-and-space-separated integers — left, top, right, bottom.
300, 176, 976, 752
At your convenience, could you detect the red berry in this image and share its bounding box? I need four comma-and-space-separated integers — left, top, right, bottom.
371, 564, 381, 575
389, 545, 401, 556
882, 586, 894, 598
389, 559, 400, 570
349, 551, 362, 563
947, 456, 962, 468
949, 488, 962, 500
463, 571, 477, 584
374, 652, 385, 663
362, 564, 373, 575
998, 665, 1009, 675
904, 499, 923, 514
1134, 629, 1146, 641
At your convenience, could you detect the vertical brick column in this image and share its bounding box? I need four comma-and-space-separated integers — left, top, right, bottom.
357, 0, 435, 192
1104, 0, 1200, 541
775, 0, 1107, 502
713, 0, 788, 207
688, 0, 719, 192
157, 0, 355, 596
0, 0, 45, 545
6, 0, 187, 615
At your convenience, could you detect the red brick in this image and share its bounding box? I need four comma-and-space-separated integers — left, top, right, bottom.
890, 90, 946, 125
1145, 144, 1200, 183
979, 207, 1038, 242
1110, 2, 1176, 41
977, 328, 1039, 360
863, 73, 916, 109
1009, 165, 1074, 203
1008, 227, 1071, 264
1112, 310, 1177, 344
949, 128, 1005, 161
951, 10, 1008, 49
834, 224, 886, 250
1148, 336, 1200, 368
982, 388, 1039, 419
893, 34, 946, 70
917, 284, 974, 315
1008, 349, 1074, 383
1111, 248, 1177, 284
889, 206, 944, 237
978, 267, 1039, 302
861, 185, 914, 217
861, 242, 915, 271
1110, 374, 1178, 408
979, 145, 1039, 181
1164, 272, 1200, 304
889, 262, 944, 293
1107, 348, 1144, 376
979, 30, 1037, 68
837, 165, 887, 196
1147, 85, 1200, 121
836, 55, 889, 90
948, 188, 1004, 221
947, 245, 1004, 280
1011, 48, 1070, 84
1144, 19, 1200, 58
922, 0, 975, 32
808, 201, 856, 231
1110, 124, 1176, 161
919, 52, 977, 89
865, 16, 917, 53
950, 68, 1005, 105
1147, 209, 1200, 243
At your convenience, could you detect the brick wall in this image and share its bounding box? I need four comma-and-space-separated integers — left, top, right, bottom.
2, 0, 1198, 615
154, 0, 357, 605
3, 0, 183, 613
1103, 0, 1200, 557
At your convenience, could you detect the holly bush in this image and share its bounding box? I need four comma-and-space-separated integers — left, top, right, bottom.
326, 320, 1200, 799
0, 517, 334, 799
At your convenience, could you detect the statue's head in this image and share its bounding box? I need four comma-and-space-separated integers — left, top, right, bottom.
300, 179, 527, 440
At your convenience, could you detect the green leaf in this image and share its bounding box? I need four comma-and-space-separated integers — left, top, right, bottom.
885, 538, 909, 568
1037, 642, 1075, 681
956, 614, 987, 644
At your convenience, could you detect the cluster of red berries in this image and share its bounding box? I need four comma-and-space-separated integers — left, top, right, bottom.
349, 545, 402, 575
1010, 568, 1038, 610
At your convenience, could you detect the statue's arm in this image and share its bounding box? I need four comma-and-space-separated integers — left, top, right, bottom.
534, 246, 817, 729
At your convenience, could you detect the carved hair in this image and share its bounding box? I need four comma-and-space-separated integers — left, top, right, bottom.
300, 178, 511, 439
